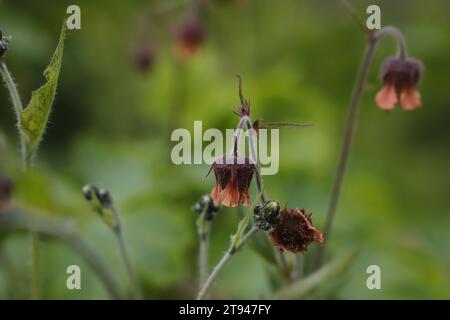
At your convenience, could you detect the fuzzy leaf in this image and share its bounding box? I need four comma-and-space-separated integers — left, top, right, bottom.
271, 248, 361, 299
20, 23, 66, 159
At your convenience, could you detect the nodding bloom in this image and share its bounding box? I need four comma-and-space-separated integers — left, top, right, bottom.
175, 20, 205, 59
269, 208, 324, 253
209, 155, 255, 207
375, 56, 424, 111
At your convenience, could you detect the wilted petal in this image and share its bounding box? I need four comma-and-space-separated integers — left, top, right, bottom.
375, 83, 397, 110
400, 88, 421, 110
269, 208, 324, 253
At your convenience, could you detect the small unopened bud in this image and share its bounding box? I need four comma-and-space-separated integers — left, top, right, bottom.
0, 31, 11, 58
82, 184, 93, 201
97, 188, 113, 208
82, 184, 118, 231
193, 194, 219, 221
254, 200, 280, 230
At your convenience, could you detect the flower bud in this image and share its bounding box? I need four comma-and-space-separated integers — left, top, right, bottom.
0, 31, 11, 58
193, 194, 220, 221
82, 184, 118, 231
253, 200, 280, 230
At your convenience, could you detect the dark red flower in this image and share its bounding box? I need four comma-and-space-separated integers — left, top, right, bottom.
209, 155, 255, 207
269, 208, 324, 253
175, 20, 205, 59
375, 56, 424, 111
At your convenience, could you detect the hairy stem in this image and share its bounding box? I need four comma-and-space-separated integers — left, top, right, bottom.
0, 61, 23, 117
196, 226, 259, 300
314, 26, 407, 270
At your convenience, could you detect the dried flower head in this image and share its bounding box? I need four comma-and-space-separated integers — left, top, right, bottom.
175, 20, 205, 59
209, 155, 255, 207
375, 56, 424, 111
193, 194, 220, 220
269, 208, 324, 253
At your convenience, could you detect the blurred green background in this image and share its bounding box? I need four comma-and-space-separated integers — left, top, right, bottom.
0, 0, 449, 299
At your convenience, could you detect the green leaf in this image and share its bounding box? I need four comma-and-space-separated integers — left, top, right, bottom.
20, 23, 66, 160
230, 209, 252, 249
271, 248, 361, 299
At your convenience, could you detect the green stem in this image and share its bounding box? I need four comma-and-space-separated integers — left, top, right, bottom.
0, 61, 27, 164
293, 254, 303, 281
197, 207, 211, 288
196, 226, 259, 300
30, 232, 40, 299
0, 61, 23, 115
1, 60, 40, 299
111, 207, 140, 299
313, 39, 377, 270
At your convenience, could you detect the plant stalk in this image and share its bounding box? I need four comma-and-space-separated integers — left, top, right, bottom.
1, 60, 41, 299
197, 206, 211, 288
111, 207, 140, 299
313, 39, 376, 270
196, 226, 259, 300
313, 26, 407, 270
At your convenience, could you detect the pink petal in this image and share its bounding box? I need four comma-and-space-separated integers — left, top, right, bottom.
375, 84, 398, 110
210, 184, 221, 206
219, 182, 240, 207
400, 88, 422, 110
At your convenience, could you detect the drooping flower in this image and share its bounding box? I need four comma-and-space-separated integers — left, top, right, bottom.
209, 155, 255, 207
269, 208, 324, 253
375, 56, 424, 111
175, 19, 205, 59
